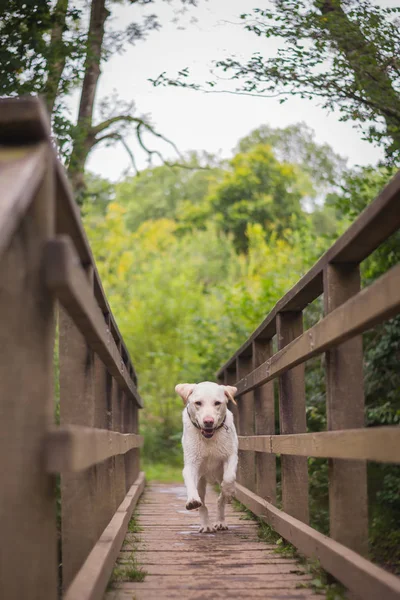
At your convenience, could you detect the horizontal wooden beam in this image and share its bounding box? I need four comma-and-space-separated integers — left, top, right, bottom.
235, 263, 400, 395
238, 427, 400, 463
217, 169, 400, 376
44, 236, 143, 407
64, 471, 145, 600
0, 143, 48, 259
55, 162, 137, 386
45, 426, 144, 473
235, 483, 400, 600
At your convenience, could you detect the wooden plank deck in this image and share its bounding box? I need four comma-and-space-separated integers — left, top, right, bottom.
105, 482, 318, 599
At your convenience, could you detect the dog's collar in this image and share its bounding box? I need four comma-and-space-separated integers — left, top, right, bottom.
186, 405, 229, 432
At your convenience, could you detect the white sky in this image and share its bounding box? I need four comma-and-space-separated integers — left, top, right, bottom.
84, 0, 397, 181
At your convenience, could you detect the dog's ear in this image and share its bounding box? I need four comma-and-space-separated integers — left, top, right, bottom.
223, 385, 237, 405
175, 383, 196, 404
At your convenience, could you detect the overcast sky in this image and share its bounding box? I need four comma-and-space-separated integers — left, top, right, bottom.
83, 0, 397, 181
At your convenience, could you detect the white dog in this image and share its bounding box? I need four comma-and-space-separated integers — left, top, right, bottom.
175, 381, 238, 533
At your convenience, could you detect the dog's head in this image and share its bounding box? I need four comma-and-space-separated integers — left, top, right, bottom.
175, 381, 237, 439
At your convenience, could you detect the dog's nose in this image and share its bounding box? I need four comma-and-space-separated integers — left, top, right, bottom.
203, 417, 214, 428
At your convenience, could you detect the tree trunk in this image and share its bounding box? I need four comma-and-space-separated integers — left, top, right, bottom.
316, 0, 400, 148
68, 0, 110, 193
42, 0, 69, 114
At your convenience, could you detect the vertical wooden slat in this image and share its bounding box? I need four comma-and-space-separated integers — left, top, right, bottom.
236, 355, 256, 491
276, 311, 309, 524
93, 355, 116, 535
253, 339, 276, 504
0, 150, 58, 599
59, 307, 97, 589
324, 263, 368, 555
112, 378, 127, 506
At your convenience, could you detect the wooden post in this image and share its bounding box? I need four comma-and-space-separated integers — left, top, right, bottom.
111, 377, 126, 507
59, 306, 98, 588
224, 367, 239, 429
59, 261, 99, 588
236, 355, 256, 492
276, 312, 309, 524
324, 263, 368, 555
0, 147, 58, 599
253, 339, 276, 504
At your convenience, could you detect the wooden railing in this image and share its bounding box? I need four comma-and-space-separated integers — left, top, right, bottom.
217, 169, 400, 599
0, 97, 145, 600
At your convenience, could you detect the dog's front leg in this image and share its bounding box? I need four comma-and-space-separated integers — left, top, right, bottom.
214, 455, 238, 531
221, 453, 238, 500
183, 463, 202, 510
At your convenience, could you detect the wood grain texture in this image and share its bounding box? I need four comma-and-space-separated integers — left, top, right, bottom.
277, 312, 309, 525
235, 483, 400, 600
0, 151, 58, 599
46, 426, 143, 472
59, 306, 99, 589
217, 168, 400, 377
324, 263, 368, 556
45, 236, 142, 407
252, 339, 276, 504
64, 472, 145, 600
236, 355, 256, 491
238, 427, 400, 462
106, 482, 317, 600
0, 143, 48, 258
234, 262, 400, 396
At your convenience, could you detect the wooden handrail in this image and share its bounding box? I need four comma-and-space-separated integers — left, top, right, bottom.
46, 426, 143, 472
234, 262, 400, 396
238, 427, 400, 463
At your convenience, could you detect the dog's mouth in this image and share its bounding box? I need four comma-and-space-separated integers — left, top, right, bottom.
200, 428, 215, 439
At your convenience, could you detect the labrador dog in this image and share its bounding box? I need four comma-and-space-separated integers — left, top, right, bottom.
175, 381, 238, 533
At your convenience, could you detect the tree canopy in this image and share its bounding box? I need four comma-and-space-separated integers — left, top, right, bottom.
153, 0, 400, 163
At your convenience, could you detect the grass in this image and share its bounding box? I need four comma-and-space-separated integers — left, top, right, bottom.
232, 499, 346, 599
142, 461, 183, 483
107, 512, 147, 590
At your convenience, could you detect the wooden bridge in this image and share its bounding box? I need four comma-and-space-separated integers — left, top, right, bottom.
0, 97, 400, 600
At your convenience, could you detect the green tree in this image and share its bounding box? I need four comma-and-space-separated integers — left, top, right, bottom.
0, 0, 199, 192
115, 152, 223, 230
237, 122, 347, 195
154, 1, 400, 162
206, 144, 308, 252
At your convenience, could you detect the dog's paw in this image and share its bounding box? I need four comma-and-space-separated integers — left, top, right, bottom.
213, 521, 229, 531
199, 525, 214, 533
186, 498, 202, 511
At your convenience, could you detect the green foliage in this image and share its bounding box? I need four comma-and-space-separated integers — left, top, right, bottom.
237, 122, 348, 195
207, 145, 307, 252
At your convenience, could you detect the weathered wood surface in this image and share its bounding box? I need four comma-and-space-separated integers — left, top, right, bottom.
235, 483, 400, 600
238, 427, 400, 463
0, 148, 58, 600
277, 312, 309, 525
233, 262, 400, 396
253, 339, 276, 504
65, 472, 145, 600
105, 482, 317, 600
0, 143, 48, 258
324, 263, 368, 556
46, 426, 143, 472
45, 236, 142, 406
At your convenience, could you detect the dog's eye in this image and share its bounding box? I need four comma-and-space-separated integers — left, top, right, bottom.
195, 401, 202, 406
215, 401, 222, 406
